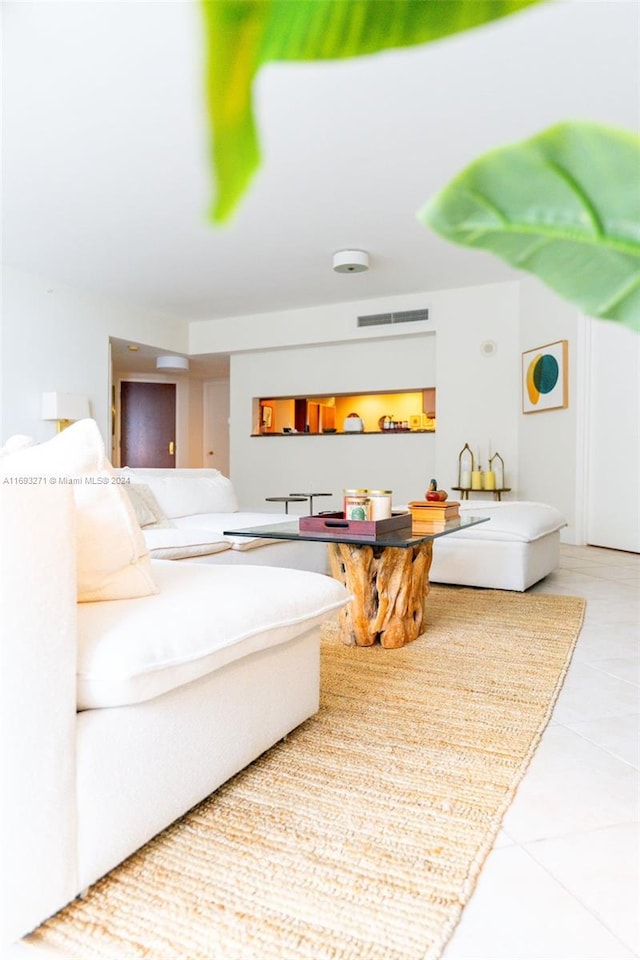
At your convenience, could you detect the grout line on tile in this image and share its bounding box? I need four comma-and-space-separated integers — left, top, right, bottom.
519, 840, 640, 957
584, 661, 640, 688
556, 721, 640, 770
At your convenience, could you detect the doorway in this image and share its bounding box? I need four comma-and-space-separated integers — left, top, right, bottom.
120, 381, 177, 468
203, 380, 230, 476
585, 320, 639, 552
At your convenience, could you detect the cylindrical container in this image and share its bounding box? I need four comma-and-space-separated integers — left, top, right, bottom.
483, 470, 496, 490
366, 490, 392, 520
343, 489, 370, 521
471, 470, 483, 490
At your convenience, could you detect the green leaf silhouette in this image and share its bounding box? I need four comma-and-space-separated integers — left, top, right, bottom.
419, 122, 640, 329
201, 0, 542, 222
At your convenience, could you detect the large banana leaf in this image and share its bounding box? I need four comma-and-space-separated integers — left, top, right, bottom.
201, 0, 542, 222
419, 122, 640, 329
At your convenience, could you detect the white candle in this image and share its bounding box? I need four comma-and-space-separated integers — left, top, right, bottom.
460, 470, 471, 489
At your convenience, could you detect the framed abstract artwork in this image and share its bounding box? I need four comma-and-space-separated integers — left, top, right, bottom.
522, 340, 568, 414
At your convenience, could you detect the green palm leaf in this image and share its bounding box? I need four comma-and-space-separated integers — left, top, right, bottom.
201, 0, 542, 222
419, 122, 640, 329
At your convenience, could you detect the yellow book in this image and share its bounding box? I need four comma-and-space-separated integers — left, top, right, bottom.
411, 519, 451, 533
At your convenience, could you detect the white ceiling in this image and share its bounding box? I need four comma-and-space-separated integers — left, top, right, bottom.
109, 336, 230, 379
3, 1, 639, 330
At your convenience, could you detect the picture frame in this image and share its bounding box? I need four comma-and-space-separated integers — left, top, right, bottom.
409, 414, 422, 431
522, 340, 568, 414
262, 405, 273, 429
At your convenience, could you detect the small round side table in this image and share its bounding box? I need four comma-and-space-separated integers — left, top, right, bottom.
289, 492, 333, 515
264, 496, 308, 515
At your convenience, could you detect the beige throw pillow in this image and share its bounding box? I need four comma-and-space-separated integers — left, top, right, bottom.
1, 419, 158, 602
123, 482, 173, 529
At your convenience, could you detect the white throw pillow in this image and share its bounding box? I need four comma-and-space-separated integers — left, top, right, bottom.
1, 420, 157, 602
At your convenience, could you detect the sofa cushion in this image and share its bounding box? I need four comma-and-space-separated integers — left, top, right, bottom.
173, 512, 290, 550
1, 420, 157, 603
143, 528, 231, 560
119, 468, 238, 517
455, 501, 566, 542
76, 560, 350, 709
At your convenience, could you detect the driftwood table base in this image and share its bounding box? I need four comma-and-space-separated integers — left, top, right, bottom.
328, 541, 434, 648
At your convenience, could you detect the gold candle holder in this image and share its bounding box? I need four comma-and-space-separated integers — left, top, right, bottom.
489, 452, 505, 490
457, 442, 474, 489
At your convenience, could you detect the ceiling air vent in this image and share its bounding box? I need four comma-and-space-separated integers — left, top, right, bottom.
357, 308, 429, 328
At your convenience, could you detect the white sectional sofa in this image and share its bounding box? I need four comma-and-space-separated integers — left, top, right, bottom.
117, 466, 329, 573
0, 423, 349, 945
120, 470, 566, 592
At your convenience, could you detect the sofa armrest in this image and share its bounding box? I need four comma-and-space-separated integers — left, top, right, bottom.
0, 483, 79, 941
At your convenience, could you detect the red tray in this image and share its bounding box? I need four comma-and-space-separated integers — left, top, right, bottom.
299, 511, 412, 537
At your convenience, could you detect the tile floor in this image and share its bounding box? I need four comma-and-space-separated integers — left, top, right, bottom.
443, 544, 639, 960
6, 545, 639, 960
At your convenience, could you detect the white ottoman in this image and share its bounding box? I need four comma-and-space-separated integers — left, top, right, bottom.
429, 501, 566, 591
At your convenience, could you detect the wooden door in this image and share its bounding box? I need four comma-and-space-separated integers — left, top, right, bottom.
120, 381, 176, 468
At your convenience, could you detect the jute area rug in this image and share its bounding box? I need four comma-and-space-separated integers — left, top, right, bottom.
32, 586, 585, 960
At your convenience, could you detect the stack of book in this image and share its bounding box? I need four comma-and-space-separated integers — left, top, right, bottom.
408, 500, 460, 532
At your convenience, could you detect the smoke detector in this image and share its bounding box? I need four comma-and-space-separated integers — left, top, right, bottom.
480, 340, 498, 358
333, 250, 369, 273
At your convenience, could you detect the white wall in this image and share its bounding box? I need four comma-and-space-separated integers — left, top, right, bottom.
199, 282, 522, 511
518, 278, 581, 542
431, 282, 520, 494
1, 266, 189, 445
229, 335, 437, 510
190, 289, 436, 354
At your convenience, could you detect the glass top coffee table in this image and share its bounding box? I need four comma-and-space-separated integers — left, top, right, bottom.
224, 514, 489, 649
